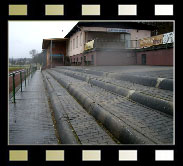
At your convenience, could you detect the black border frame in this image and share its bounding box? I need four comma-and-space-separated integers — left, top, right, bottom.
0, 0, 180, 166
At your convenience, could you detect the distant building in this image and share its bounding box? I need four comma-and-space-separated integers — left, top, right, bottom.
65, 22, 154, 66
42, 38, 67, 68
42, 22, 173, 67
136, 32, 174, 66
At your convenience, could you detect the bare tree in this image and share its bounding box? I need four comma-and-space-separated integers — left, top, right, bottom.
29, 49, 37, 58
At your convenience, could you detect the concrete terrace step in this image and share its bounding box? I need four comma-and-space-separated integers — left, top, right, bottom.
53, 68, 173, 116
42, 71, 117, 145
56, 66, 173, 91
46, 69, 173, 144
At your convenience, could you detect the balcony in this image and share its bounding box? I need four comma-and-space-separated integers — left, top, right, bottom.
84, 39, 140, 52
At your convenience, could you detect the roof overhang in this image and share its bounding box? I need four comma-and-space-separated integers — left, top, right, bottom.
65, 22, 156, 38
42, 38, 68, 49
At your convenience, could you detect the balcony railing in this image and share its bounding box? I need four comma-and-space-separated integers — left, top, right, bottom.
84, 39, 140, 51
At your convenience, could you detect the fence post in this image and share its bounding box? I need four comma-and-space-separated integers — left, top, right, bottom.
24, 70, 26, 87
12, 73, 16, 103
20, 71, 22, 92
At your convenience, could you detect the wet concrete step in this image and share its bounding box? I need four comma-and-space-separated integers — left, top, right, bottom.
42, 71, 117, 145
54, 68, 173, 102
52, 68, 173, 116
46, 69, 173, 144
56, 66, 173, 91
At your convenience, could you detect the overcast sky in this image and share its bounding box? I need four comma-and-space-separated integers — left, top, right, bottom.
8, 21, 78, 59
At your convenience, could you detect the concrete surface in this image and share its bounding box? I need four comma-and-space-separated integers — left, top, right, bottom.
43, 71, 116, 144
47, 69, 173, 144
9, 70, 58, 145
8, 65, 174, 145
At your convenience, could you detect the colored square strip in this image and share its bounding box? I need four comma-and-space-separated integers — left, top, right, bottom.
8, 150, 175, 161
8, 4, 174, 16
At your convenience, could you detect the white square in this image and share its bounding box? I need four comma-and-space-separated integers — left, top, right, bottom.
155, 5, 173, 15
119, 150, 137, 161
155, 150, 174, 161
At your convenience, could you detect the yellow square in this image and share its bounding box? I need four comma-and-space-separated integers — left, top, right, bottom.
46, 150, 64, 161
9, 150, 28, 161
82, 5, 100, 15
9, 5, 27, 16
45, 5, 64, 15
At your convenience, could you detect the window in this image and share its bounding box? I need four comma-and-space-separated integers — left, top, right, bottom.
76, 36, 78, 48
80, 32, 82, 46
73, 38, 75, 49
70, 40, 72, 50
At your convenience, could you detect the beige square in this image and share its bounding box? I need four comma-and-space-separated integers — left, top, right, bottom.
82, 150, 101, 161
119, 150, 137, 161
82, 5, 100, 15
46, 150, 64, 161
9, 150, 28, 161
9, 5, 27, 16
45, 5, 64, 15
118, 5, 137, 15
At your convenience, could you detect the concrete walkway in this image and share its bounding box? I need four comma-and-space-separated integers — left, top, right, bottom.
9, 70, 58, 145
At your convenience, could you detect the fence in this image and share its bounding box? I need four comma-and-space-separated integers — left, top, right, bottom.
9, 66, 37, 103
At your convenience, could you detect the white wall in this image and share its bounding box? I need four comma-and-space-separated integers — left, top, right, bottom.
67, 28, 85, 57
67, 27, 152, 56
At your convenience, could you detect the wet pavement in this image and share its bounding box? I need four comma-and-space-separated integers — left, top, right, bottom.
59, 65, 173, 79
9, 70, 58, 145
47, 68, 173, 144
8, 66, 174, 145
43, 71, 116, 144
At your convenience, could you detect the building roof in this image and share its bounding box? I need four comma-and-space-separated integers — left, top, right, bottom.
65, 22, 157, 38
42, 38, 68, 49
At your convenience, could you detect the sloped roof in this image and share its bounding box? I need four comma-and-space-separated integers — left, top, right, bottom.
42, 38, 68, 49
65, 22, 156, 38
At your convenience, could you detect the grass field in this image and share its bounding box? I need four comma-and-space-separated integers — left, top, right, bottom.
9, 66, 30, 73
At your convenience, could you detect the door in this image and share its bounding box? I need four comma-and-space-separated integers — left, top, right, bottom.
141, 54, 146, 65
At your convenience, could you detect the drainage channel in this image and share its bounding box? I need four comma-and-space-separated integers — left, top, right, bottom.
47, 69, 173, 144
42, 71, 117, 145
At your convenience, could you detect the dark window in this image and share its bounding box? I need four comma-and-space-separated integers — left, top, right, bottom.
91, 55, 94, 65
141, 54, 146, 65
76, 36, 78, 48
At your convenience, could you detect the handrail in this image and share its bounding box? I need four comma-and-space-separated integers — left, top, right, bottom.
9, 69, 26, 76
9, 66, 37, 103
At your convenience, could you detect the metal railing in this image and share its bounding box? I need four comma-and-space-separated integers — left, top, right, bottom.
84, 39, 140, 51
9, 66, 37, 103
94, 39, 140, 49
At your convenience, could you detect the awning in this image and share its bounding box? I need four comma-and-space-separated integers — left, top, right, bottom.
42, 38, 68, 49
